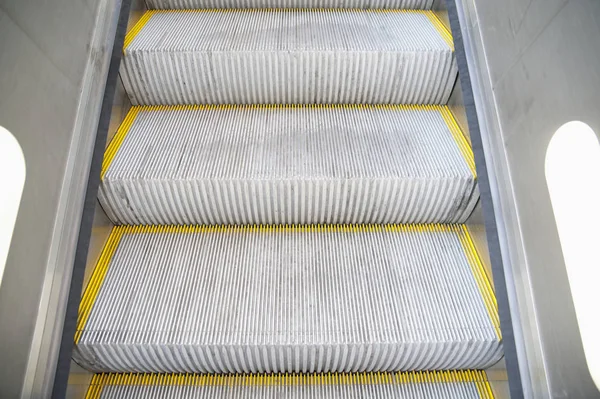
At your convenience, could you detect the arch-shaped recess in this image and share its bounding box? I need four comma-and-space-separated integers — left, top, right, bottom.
546, 121, 600, 390
0, 126, 26, 288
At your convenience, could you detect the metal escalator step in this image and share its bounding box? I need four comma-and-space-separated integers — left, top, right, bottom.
145, 0, 433, 9
121, 10, 456, 105
74, 225, 502, 374
99, 105, 477, 226
85, 370, 495, 398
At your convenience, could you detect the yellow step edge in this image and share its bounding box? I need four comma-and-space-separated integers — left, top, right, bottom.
425, 11, 454, 51
134, 104, 451, 111
458, 226, 502, 340
111, 223, 464, 235
123, 10, 157, 54
440, 107, 477, 178
101, 107, 140, 180
86, 370, 494, 397
74, 227, 126, 344
134, 8, 442, 14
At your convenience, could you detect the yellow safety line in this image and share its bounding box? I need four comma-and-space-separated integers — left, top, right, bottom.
471, 370, 495, 398
425, 11, 454, 51
484, 379, 496, 399
89, 370, 491, 387
478, 381, 496, 399
148, 8, 434, 13
101, 107, 140, 180
458, 226, 501, 340
134, 104, 453, 112
84, 374, 105, 399
440, 107, 477, 178
475, 376, 496, 398
115, 223, 465, 235
123, 10, 157, 54
75, 227, 126, 344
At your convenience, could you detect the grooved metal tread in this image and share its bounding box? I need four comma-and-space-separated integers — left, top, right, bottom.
99, 105, 478, 226
145, 0, 433, 9
85, 371, 495, 398
121, 10, 456, 105
74, 225, 502, 374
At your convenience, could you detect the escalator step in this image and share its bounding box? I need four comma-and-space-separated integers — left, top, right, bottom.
145, 0, 434, 10
74, 225, 501, 374
85, 370, 495, 398
99, 105, 477, 226
121, 10, 456, 105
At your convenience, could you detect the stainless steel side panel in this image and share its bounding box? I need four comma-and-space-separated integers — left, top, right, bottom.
452, 0, 600, 397
0, 0, 122, 397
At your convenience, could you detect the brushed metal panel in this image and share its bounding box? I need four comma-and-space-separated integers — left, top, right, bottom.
452, 0, 600, 396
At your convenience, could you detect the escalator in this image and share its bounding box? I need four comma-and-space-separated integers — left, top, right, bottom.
73, 2, 504, 398
5, 0, 600, 397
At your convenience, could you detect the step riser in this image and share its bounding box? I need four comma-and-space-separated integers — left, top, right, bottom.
146, 0, 434, 10
122, 51, 456, 106
100, 178, 479, 226
122, 11, 456, 105
76, 342, 502, 374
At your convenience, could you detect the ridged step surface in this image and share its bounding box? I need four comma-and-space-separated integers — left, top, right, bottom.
122, 10, 456, 105
74, 225, 501, 374
145, 0, 433, 9
99, 105, 477, 226
85, 371, 495, 398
